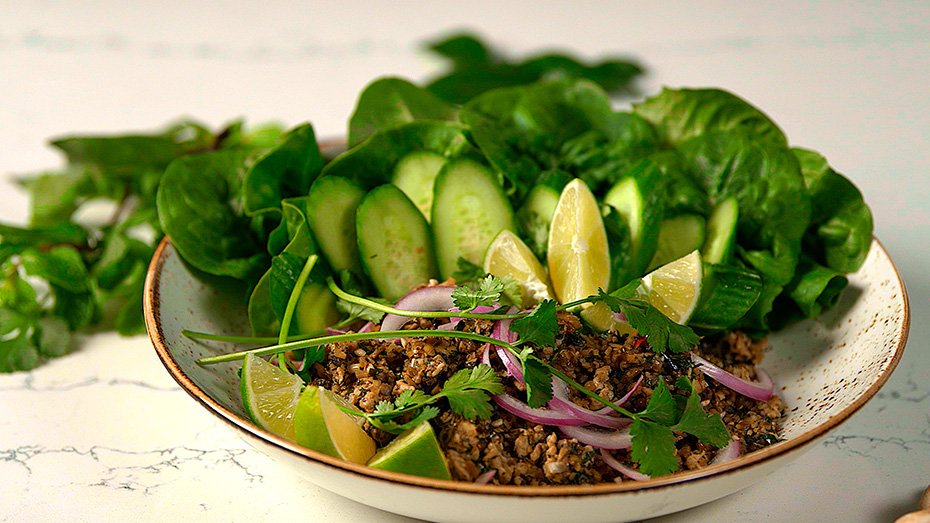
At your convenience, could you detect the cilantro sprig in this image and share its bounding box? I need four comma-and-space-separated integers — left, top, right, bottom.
339, 364, 503, 434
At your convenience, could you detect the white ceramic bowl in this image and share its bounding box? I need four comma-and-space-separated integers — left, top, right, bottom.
144, 238, 908, 522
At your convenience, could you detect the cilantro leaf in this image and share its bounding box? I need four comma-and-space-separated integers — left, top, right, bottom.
630, 418, 678, 477
640, 377, 678, 425
395, 388, 434, 409
510, 299, 557, 348
614, 299, 698, 354
593, 284, 699, 354
522, 355, 553, 408
335, 298, 387, 323
451, 256, 485, 284
451, 275, 504, 311
445, 389, 496, 419
672, 377, 730, 447
442, 364, 504, 395
498, 275, 523, 308
369, 406, 441, 433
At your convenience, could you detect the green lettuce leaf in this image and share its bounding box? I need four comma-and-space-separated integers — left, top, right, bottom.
349, 77, 457, 147
634, 87, 787, 147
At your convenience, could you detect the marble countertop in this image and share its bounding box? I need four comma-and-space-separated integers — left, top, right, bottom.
1, 2, 927, 521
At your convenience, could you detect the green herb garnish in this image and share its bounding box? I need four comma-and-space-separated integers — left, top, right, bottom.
340, 364, 503, 434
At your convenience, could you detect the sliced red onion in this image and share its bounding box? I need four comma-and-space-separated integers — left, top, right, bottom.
600, 449, 650, 481
594, 375, 644, 415
492, 313, 519, 344
492, 392, 588, 427
325, 328, 346, 336
612, 311, 628, 323
358, 322, 374, 333
482, 346, 586, 427
560, 425, 632, 450
690, 353, 774, 401
548, 379, 630, 429
489, 309, 524, 382
494, 346, 524, 383
711, 438, 741, 465
436, 320, 461, 331
379, 286, 456, 332
474, 469, 497, 484
450, 305, 497, 322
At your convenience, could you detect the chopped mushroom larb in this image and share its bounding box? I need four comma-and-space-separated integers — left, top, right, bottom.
305, 312, 784, 485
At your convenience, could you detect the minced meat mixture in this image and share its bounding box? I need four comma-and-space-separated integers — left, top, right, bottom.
305, 312, 784, 485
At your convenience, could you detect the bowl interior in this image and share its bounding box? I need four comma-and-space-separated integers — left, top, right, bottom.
146, 238, 908, 491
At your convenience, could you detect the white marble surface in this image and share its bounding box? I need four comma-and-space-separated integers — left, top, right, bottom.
1, 2, 928, 521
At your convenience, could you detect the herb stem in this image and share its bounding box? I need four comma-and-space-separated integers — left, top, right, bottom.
511, 350, 637, 420
182, 317, 355, 345
196, 329, 514, 365
556, 296, 598, 310
327, 278, 524, 321
277, 255, 318, 370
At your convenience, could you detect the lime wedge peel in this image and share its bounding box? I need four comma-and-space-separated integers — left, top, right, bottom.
641, 250, 703, 325
240, 353, 304, 441
293, 385, 377, 465
367, 421, 452, 480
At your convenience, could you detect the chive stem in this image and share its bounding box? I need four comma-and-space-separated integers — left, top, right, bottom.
196, 329, 514, 365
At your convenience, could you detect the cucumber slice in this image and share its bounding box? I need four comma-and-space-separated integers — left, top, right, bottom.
647, 214, 707, 271
295, 282, 342, 333
431, 159, 517, 279
702, 197, 739, 264
392, 151, 447, 222
306, 177, 366, 276
603, 160, 665, 286
356, 184, 438, 301
689, 263, 762, 331
516, 185, 560, 260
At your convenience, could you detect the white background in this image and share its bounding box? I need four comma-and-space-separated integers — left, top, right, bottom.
1, 1, 928, 521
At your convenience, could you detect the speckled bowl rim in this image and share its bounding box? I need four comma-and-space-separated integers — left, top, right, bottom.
144, 236, 909, 498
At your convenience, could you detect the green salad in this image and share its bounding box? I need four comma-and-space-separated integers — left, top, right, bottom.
0, 34, 874, 482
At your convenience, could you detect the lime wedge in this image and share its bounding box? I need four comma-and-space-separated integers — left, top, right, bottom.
240, 353, 304, 441
367, 422, 451, 480
547, 179, 612, 330
484, 229, 553, 307
641, 250, 703, 324
293, 386, 376, 464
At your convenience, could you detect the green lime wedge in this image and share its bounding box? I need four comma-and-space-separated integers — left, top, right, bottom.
367, 421, 451, 480
293, 385, 376, 464
240, 353, 304, 441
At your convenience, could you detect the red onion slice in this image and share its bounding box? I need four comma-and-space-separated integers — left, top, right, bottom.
593, 375, 644, 415
474, 469, 497, 484
690, 353, 774, 401
560, 425, 632, 450
600, 449, 650, 481
492, 313, 519, 344
358, 322, 374, 333
379, 286, 456, 332
711, 438, 741, 465
325, 328, 347, 336
450, 305, 497, 322
494, 346, 524, 383
493, 392, 588, 427
548, 379, 630, 429
436, 320, 461, 331
480, 347, 586, 427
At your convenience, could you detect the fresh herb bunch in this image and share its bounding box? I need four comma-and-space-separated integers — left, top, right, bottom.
0, 120, 286, 371
195, 275, 722, 476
